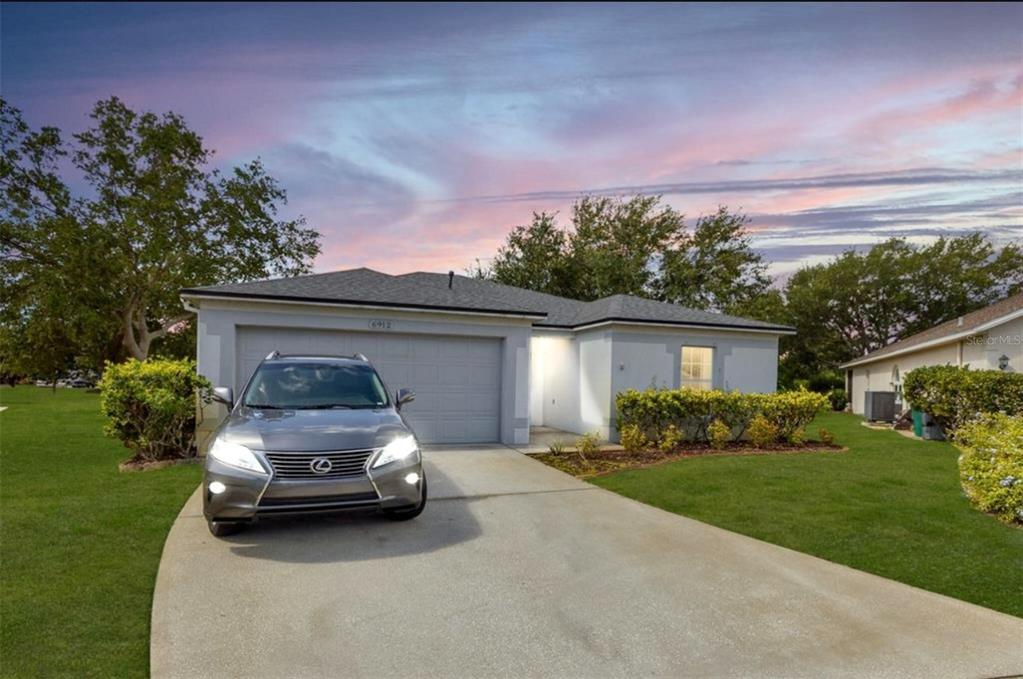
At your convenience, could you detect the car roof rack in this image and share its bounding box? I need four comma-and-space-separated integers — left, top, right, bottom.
264, 350, 281, 361
353, 353, 368, 361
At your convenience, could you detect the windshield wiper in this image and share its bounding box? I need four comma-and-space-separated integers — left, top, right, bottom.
305, 403, 354, 409
244, 403, 284, 409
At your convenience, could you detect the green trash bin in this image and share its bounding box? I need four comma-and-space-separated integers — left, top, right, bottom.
912, 410, 924, 437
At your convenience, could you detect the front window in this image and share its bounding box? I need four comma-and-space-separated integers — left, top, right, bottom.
681, 346, 714, 391
242, 362, 389, 410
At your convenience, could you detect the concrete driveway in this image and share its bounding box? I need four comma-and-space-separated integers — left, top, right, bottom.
151, 447, 1023, 679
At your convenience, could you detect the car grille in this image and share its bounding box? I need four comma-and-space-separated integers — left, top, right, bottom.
263, 449, 375, 479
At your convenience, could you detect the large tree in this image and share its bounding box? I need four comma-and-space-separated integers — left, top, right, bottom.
782, 234, 1023, 379
472, 196, 771, 314
1, 98, 321, 367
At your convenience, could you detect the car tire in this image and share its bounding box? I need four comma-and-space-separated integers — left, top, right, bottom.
207, 520, 244, 537
383, 477, 428, 521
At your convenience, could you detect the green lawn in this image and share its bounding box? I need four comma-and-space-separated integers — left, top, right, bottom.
592, 411, 1023, 618
0, 387, 201, 678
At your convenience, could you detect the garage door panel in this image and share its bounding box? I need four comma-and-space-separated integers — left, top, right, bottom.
237, 327, 501, 444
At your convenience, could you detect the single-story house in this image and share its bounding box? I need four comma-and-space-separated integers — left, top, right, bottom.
840, 292, 1023, 416
181, 268, 794, 447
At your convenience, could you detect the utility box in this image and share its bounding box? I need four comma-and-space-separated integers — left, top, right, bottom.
864, 391, 897, 422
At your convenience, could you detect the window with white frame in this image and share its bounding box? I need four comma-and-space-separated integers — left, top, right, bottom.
681, 346, 714, 391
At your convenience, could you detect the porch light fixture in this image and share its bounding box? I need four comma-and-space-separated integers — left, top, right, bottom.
999, 354, 1010, 371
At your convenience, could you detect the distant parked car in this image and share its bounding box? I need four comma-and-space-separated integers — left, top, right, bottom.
69, 378, 93, 388
35, 379, 51, 387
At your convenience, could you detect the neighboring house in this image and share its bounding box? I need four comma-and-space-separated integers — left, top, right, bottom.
181, 268, 794, 447
840, 293, 1023, 416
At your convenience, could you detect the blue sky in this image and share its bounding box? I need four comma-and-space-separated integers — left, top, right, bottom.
2, 2, 1020, 276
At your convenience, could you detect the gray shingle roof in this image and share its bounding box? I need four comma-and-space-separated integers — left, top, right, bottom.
181, 268, 793, 332
841, 292, 1023, 367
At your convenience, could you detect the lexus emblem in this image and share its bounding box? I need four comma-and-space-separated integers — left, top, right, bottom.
310, 457, 332, 474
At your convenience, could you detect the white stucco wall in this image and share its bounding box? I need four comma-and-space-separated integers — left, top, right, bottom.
530, 324, 783, 441
846, 315, 1023, 415
191, 298, 534, 448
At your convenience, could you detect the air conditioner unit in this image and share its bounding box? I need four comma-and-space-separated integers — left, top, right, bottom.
864, 391, 897, 422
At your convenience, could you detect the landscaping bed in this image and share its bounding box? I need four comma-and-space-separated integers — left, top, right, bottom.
532, 441, 845, 477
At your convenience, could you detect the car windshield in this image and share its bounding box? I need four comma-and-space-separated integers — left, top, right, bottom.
242, 362, 389, 410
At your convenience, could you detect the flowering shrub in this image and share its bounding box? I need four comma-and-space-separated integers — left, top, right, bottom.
99, 359, 211, 462
616, 387, 828, 448
708, 419, 731, 450
954, 414, 1023, 525
658, 424, 685, 451
903, 366, 1023, 432
787, 427, 806, 445
747, 415, 779, 448
575, 432, 602, 460
619, 424, 647, 452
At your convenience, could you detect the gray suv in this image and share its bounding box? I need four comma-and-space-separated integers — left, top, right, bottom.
202, 352, 427, 537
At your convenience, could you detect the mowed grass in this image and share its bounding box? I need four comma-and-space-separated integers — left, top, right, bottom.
592, 411, 1023, 618
0, 387, 201, 678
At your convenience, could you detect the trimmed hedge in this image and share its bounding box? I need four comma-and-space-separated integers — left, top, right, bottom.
98, 358, 211, 462
955, 414, 1023, 525
903, 365, 1023, 432
615, 387, 829, 446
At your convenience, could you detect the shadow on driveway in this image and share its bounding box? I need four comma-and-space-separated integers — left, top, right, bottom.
221, 466, 482, 564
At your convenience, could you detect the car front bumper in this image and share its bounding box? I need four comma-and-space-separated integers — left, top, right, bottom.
202, 452, 425, 522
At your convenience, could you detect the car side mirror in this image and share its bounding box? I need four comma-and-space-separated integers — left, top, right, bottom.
395, 388, 415, 410
212, 386, 234, 409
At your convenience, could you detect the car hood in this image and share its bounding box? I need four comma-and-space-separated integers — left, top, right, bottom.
217, 407, 411, 452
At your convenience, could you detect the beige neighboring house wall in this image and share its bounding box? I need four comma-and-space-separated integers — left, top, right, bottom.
840, 295, 1023, 416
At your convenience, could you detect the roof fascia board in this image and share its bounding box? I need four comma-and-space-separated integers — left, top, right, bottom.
180, 292, 547, 320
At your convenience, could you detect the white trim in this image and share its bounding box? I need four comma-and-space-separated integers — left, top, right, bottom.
840, 307, 1023, 369
180, 293, 546, 321
569, 319, 796, 335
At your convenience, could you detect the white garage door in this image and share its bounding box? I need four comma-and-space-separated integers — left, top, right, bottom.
236, 327, 502, 444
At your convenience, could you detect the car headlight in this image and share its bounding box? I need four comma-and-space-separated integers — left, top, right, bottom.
208, 438, 266, 474
372, 435, 419, 468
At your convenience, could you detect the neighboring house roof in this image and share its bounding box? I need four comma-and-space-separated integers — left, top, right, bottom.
181, 268, 794, 333
840, 292, 1023, 369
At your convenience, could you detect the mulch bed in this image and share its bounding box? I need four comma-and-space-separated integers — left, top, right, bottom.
530, 442, 846, 478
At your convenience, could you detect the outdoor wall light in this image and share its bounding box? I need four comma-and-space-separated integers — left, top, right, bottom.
999, 354, 1010, 371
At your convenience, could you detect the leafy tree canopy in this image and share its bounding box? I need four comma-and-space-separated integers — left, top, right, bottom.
1, 97, 321, 370
471, 196, 771, 315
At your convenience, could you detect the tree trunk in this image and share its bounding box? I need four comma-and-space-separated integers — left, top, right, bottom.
121, 300, 193, 361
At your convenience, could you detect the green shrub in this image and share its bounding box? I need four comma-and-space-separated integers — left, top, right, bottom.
759, 389, 830, 439
548, 441, 566, 455
818, 428, 835, 446
99, 358, 211, 462
616, 387, 827, 447
903, 365, 1023, 432
954, 414, 1023, 525
619, 424, 647, 452
748, 415, 779, 449
827, 388, 848, 412
658, 424, 684, 451
708, 419, 731, 450
575, 432, 602, 460
787, 427, 806, 445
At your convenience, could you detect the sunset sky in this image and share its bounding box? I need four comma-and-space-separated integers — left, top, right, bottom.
3, 2, 1021, 279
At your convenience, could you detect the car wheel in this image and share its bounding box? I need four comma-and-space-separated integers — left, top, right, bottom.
207, 520, 244, 537
383, 477, 428, 521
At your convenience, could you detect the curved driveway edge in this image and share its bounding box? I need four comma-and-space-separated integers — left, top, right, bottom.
152, 447, 1023, 678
